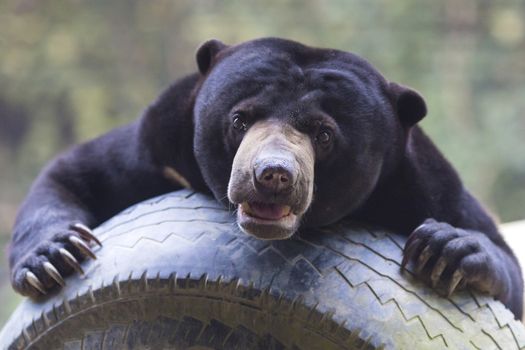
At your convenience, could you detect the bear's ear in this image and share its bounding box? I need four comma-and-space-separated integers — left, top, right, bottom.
389, 82, 427, 127
196, 39, 227, 74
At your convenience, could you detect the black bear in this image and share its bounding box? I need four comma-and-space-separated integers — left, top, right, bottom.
8, 38, 523, 319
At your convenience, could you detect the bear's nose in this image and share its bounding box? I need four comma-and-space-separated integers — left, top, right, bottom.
253, 159, 295, 194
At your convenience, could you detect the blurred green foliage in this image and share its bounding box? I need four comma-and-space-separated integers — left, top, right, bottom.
0, 0, 524, 326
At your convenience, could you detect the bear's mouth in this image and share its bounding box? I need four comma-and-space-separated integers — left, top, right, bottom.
241, 202, 292, 221
236, 201, 299, 240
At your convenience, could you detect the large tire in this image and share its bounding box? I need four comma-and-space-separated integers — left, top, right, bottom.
1, 190, 524, 349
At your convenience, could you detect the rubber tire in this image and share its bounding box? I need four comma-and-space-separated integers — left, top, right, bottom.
1, 190, 524, 350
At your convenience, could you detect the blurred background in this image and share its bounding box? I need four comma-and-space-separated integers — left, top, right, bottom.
0, 0, 524, 326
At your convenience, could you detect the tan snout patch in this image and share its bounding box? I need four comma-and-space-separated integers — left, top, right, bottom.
228, 119, 315, 238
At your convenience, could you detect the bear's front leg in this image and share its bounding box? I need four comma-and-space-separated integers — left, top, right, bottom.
9, 120, 182, 298
401, 218, 514, 301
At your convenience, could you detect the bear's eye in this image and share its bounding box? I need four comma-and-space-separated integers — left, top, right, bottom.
315, 130, 332, 146
232, 113, 248, 131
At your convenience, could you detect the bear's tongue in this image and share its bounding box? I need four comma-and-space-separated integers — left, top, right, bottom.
243, 202, 291, 220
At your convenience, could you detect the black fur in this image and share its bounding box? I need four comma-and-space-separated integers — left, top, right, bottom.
9, 38, 523, 319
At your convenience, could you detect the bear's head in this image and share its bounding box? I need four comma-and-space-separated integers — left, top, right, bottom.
191, 38, 426, 239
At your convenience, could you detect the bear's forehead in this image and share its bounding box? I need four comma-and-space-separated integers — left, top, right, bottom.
196, 40, 388, 119
211, 48, 383, 95
206, 39, 387, 95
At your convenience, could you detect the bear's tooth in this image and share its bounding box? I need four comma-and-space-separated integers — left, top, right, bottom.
241, 202, 252, 214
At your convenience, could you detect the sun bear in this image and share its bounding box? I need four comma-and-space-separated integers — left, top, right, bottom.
8, 38, 523, 319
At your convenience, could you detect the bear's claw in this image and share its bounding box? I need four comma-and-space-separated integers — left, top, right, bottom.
59, 247, 85, 275
25, 271, 46, 295
401, 239, 420, 268
447, 269, 464, 296
69, 235, 97, 260
71, 223, 102, 247
42, 261, 65, 287
430, 256, 448, 287
415, 245, 433, 273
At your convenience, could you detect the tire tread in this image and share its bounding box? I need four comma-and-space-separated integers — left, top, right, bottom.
2, 190, 524, 350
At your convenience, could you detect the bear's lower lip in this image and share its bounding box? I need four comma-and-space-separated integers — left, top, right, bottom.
236, 201, 299, 240
240, 202, 291, 221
